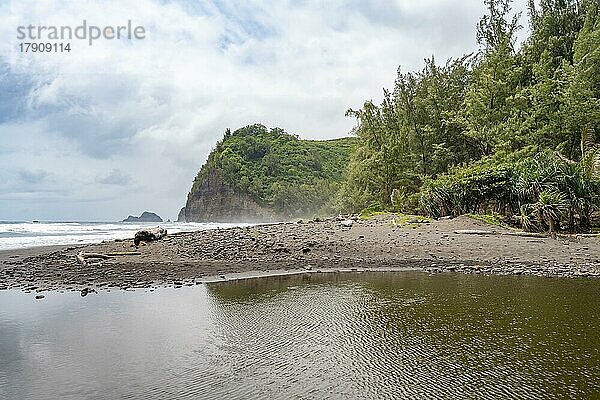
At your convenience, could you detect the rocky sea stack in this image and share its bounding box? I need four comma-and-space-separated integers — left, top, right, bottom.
122, 211, 163, 223
176, 207, 186, 222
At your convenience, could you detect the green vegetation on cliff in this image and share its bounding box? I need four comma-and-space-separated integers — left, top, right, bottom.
340, 0, 600, 233
190, 124, 355, 217
187, 0, 600, 231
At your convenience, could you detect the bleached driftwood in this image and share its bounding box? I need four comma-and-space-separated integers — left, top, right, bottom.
501, 231, 547, 238
134, 227, 167, 246
106, 251, 142, 256
76, 253, 87, 267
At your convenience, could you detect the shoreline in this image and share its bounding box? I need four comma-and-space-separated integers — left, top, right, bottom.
201, 266, 424, 284
1, 215, 599, 293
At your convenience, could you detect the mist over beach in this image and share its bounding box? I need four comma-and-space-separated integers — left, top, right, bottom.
0, 221, 250, 251
1, 0, 600, 398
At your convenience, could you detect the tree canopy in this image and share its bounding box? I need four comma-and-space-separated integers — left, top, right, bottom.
342, 0, 600, 233
190, 124, 355, 218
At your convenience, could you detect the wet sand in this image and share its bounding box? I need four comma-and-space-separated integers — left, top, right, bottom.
1, 215, 599, 293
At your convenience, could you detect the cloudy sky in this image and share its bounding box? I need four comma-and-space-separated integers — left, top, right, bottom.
0, 0, 529, 221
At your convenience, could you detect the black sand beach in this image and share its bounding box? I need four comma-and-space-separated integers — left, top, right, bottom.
1, 215, 599, 293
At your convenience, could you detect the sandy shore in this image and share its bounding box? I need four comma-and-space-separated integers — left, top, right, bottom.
1, 215, 599, 293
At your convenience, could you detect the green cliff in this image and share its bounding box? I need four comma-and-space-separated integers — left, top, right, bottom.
184, 124, 355, 222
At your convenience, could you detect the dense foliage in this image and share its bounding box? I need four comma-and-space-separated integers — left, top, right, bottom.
190, 124, 355, 217
342, 0, 600, 233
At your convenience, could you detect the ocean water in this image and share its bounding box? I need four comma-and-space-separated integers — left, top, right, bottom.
0, 221, 251, 251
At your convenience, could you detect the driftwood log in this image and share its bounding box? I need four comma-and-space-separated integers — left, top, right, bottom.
454, 230, 555, 239
79, 252, 111, 260
454, 229, 496, 235
134, 227, 167, 246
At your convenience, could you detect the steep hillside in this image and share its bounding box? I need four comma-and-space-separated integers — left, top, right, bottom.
183, 124, 355, 222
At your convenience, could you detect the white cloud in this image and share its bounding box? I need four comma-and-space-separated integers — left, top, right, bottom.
0, 0, 529, 221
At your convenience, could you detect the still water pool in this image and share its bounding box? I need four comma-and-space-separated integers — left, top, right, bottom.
0, 272, 599, 399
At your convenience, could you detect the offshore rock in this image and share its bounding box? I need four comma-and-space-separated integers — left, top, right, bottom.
122, 212, 163, 223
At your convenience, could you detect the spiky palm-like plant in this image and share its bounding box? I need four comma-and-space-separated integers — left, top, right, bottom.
576, 125, 600, 230
519, 203, 537, 232
580, 125, 600, 179
534, 190, 568, 235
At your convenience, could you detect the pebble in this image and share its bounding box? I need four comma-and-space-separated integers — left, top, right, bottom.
1, 218, 599, 293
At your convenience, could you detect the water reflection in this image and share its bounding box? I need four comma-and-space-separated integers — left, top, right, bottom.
0, 272, 599, 399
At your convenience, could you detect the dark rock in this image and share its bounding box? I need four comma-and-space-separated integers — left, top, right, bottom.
122, 212, 163, 223
80, 288, 97, 297
185, 171, 281, 223
176, 207, 186, 222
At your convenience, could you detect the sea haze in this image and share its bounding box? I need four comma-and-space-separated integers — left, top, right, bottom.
0, 221, 251, 251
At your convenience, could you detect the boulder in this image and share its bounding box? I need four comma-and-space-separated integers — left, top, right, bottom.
80, 288, 97, 297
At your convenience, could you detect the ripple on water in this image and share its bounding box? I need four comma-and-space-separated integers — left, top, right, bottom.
0, 272, 599, 399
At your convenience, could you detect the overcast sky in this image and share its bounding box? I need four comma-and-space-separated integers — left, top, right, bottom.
0, 0, 530, 221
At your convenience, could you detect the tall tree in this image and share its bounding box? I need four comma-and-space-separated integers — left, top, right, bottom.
340, 0, 600, 230
462, 0, 521, 155
566, 0, 600, 154
518, 0, 588, 155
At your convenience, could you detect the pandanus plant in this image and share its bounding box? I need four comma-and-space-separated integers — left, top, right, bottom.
561, 125, 600, 231
534, 190, 568, 235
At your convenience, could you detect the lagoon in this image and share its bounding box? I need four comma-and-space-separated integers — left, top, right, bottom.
0, 272, 598, 399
